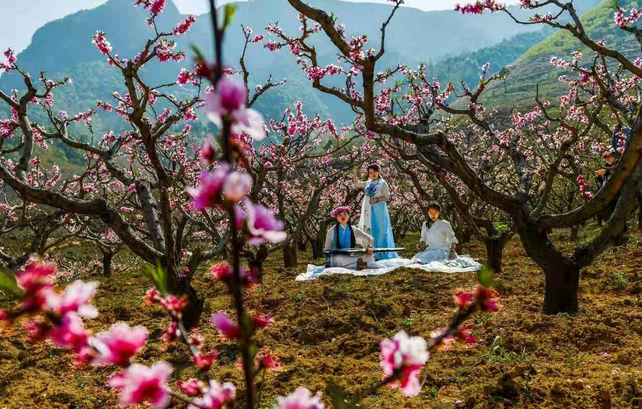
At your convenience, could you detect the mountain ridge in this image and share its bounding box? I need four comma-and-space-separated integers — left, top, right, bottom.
477, 0, 639, 108
0, 0, 608, 131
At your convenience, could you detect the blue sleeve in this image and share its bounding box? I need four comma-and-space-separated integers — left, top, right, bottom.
611, 126, 621, 151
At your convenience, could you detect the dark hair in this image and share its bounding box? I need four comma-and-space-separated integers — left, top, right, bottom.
427, 202, 442, 213
367, 163, 381, 173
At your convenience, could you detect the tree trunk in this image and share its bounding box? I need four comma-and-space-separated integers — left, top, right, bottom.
542, 260, 580, 314
398, 224, 408, 239
518, 226, 580, 314
283, 242, 297, 268
102, 251, 113, 278
637, 190, 642, 229
167, 264, 203, 330
297, 237, 307, 252
392, 211, 405, 240
311, 237, 325, 259
483, 237, 505, 274
312, 221, 330, 260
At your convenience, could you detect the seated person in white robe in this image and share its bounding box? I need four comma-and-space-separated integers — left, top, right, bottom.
324, 206, 379, 270
412, 202, 458, 264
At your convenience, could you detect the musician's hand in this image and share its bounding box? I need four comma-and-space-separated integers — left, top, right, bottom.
449, 249, 457, 260
366, 246, 374, 256
595, 169, 606, 177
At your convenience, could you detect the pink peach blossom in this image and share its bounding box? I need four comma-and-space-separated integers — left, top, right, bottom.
91, 322, 148, 366
109, 362, 172, 408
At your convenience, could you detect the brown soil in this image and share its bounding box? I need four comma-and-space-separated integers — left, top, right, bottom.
1, 227, 641, 408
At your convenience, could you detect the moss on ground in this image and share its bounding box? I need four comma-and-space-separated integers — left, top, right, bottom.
1, 227, 641, 408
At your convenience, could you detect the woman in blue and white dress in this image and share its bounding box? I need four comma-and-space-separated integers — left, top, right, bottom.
324, 206, 378, 269
412, 202, 458, 264
352, 163, 398, 260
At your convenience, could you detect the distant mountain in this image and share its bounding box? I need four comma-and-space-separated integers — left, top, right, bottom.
426, 29, 553, 90
427, 0, 604, 98
477, 0, 639, 108
1, 0, 574, 132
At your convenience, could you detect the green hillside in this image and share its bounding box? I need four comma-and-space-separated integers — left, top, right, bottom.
479, 0, 640, 108
426, 29, 552, 89
425, 0, 604, 89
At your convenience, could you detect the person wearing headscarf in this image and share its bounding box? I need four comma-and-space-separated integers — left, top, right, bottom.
324, 206, 378, 270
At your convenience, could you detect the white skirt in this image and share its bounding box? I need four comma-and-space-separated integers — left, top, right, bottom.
411, 248, 454, 264
327, 254, 378, 269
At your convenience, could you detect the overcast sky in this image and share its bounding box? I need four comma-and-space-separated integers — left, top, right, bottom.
1, 0, 520, 55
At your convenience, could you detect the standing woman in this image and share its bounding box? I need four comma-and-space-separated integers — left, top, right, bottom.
352, 164, 398, 260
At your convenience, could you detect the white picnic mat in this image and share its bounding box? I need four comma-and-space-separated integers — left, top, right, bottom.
295, 255, 482, 281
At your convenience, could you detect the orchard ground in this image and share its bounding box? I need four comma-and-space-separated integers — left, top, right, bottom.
1, 226, 641, 408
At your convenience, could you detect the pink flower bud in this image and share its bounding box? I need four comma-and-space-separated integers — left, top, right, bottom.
193, 350, 219, 372
209, 261, 233, 281
206, 76, 247, 118
380, 331, 429, 397
457, 324, 477, 345
176, 378, 204, 396
223, 171, 252, 203
150, 0, 166, 15
91, 322, 148, 367
161, 321, 180, 348
189, 380, 236, 409
16, 260, 55, 313
143, 288, 161, 305
109, 362, 172, 409
276, 387, 324, 409
92, 31, 112, 55
200, 139, 216, 164
255, 346, 282, 371
252, 312, 272, 329
48, 312, 91, 356
453, 290, 474, 309
46, 280, 99, 318
160, 294, 188, 316
187, 164, 230, 210
235, 202, 287, 245
211, 313, 241, 340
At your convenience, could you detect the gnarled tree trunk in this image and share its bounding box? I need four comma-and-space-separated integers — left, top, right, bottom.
312, 220, 331, 260
483, 236, 506, 274
102, 251, 113, 278
283, 242, 298, 268
311, 236, 325, 260
637, 190, 642, 229
166, 263, 203, 330
519, 226, 580, 314
297, 237, 307, 252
